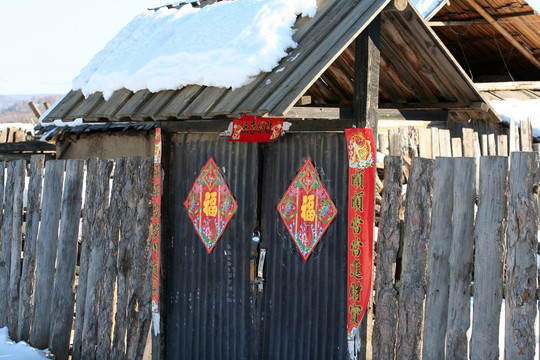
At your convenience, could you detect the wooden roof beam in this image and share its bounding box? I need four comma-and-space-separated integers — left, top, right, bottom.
378, 101, 489, 111
462, 0, 540, 69
474, 81, 540, 91
428, 11, 537, 26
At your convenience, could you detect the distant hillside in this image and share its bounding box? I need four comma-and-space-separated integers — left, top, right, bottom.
0, 94, 62, 124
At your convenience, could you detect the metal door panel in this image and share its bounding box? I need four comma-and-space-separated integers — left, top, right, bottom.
163, 133, 260, 360
259, 133, 349, 359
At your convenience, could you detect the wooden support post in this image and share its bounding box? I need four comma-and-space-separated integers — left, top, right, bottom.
355, 17, 381, 358
354, 15, 381, 143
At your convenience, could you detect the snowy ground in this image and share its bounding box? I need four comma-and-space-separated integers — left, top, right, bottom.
0, 327, 50, 359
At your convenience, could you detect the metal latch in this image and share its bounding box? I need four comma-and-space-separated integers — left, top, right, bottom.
256, 248, 266, 292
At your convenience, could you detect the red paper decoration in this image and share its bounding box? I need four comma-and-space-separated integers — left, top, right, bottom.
184, 157, 237, 253
277, 158, 337, 261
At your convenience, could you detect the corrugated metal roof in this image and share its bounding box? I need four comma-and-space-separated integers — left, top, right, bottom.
42, 0, 500, 124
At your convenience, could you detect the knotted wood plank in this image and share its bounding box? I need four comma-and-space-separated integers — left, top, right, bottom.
422, 157, 454, 359
8, 160, 26, 336
112, 157, 139, 360
470, 157, 507, 360
446, 157, 476, 359
31, 160, 65, 349
126, 157, 153, 359
17, 156, 44, 341
95, 158, 125, 359
505, 152, 539, 359
372, 156, 402, 360
80, 159, 113, 360
396, 157, 434, 360
49, 160, 85, 360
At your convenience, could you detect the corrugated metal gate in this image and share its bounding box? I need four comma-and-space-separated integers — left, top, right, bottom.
163, 132, 348, 359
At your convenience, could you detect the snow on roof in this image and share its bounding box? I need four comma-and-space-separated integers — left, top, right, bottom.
72, 0, 317, 100
489, 98, 540, 139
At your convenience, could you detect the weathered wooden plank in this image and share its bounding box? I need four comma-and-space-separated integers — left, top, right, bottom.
422, 157, 454, 359
505, 152, 539, 359
481, 134, 489, 156
17, 156, 45, 341
112, 158, 139, 360
0, 162, 14, 328
353, 15, 380, 139
509, 119, 519, 153
446, 157, 476, 359
49, 160, 85, 360
396, 157, 434, 360
418, 128, 432, 158
96, 158, 125, 359
473, 131, 481, 158
388, 129, 403, 156
8, 160, 26, 336
497, 134, 508, 156
126, 157, 153, 359
487, 133, 497, 155
372, 156, 402, 360
470, 157, 507, 360
520, 118, 533, 152
439, 129, 452, 157
377, 133, 389, 155
399, 127, 417, 158
30, 160, 65, 349
462, 128, 475, 157
72, 159, 101, 360
430, 128, 440, 158
451, 137, 462, 157
80, 159, 113, 360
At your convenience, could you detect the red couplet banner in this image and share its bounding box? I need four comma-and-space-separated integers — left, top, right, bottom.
229, 115, 284, 142
151, 127, 162, 335
344, 128, 376, 346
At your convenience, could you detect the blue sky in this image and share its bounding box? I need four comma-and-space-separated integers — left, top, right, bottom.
0, 0, 166, 95
0, 0, 538, 95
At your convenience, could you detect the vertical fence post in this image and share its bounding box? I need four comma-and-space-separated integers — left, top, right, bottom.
8, 160, 25, 336
470, 156, 507, 360
0, 162, 13, 328
446, 157, 476, 359
49, 160, 85, 360
372, 156, 402, 359
80, 159, 113, 359
31, 160, 65, 349
505, 152, 539, 359
422, 157, 454, 359
17, 155, 45, 341
396, 157, 434, 360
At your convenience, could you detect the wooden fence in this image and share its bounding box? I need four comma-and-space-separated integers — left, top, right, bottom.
368, 152, 539, 359
378, 118, 534, 158
0, 156, 153, 360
